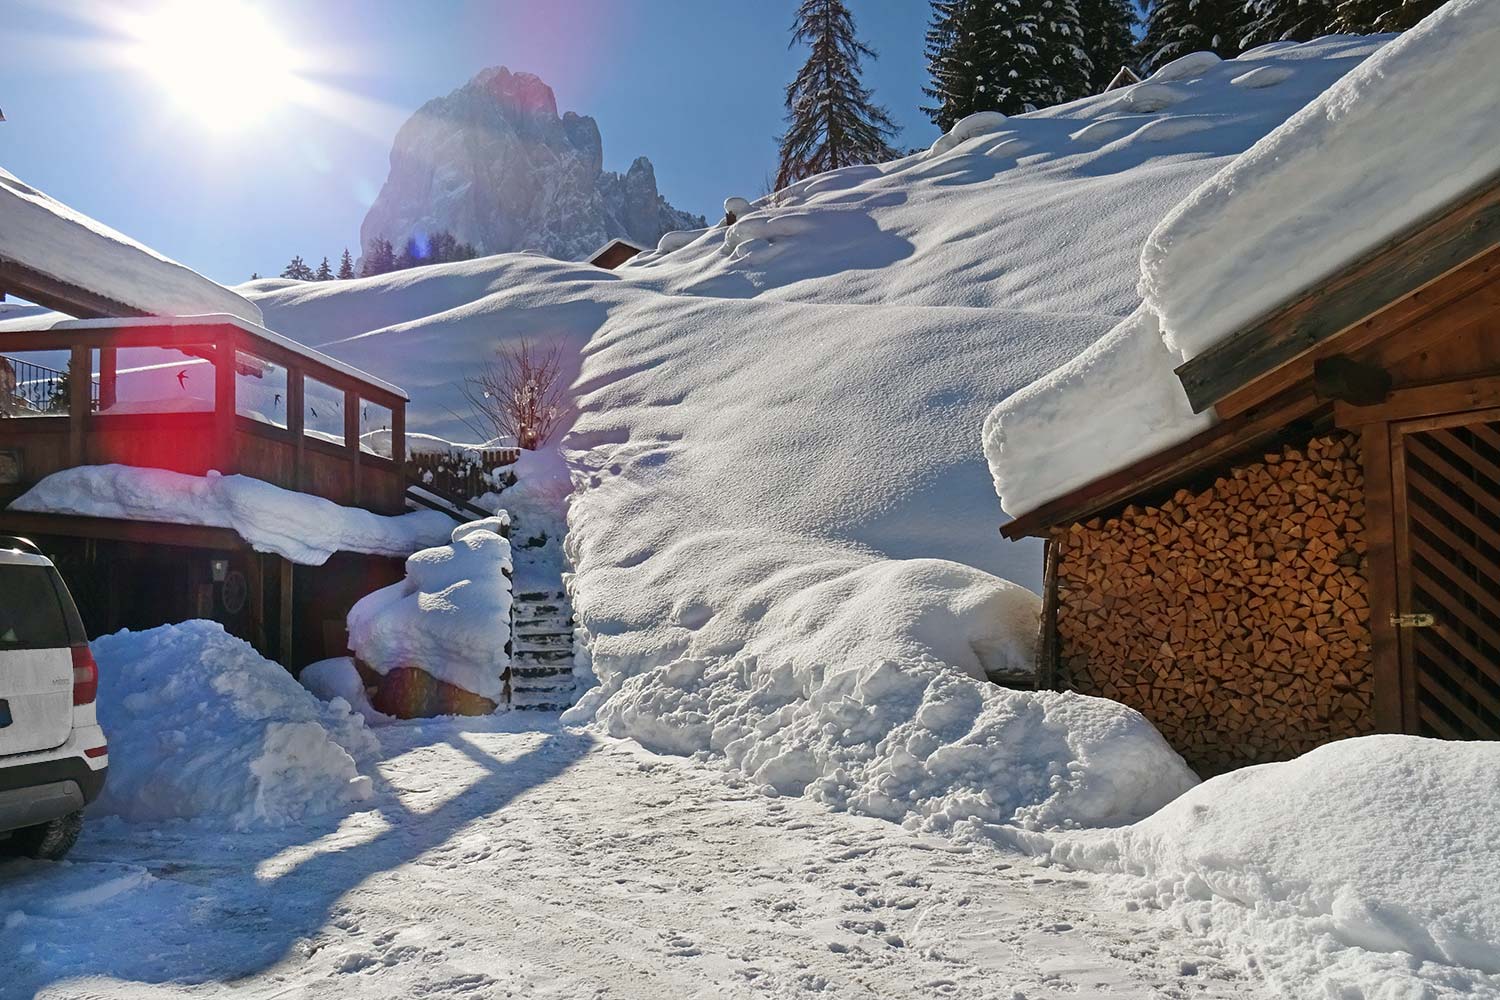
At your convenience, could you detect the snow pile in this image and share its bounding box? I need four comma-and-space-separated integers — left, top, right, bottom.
10, 465, 453, 565
1026, 737, 1500, 997
1146, 0, 1500, 360
300, 656, 388, 725
240, 36, 1384, 828
347, 517, 513, 701
90, 621, 376, 829
988, 2, 1498, 518
0, 165, 261, 323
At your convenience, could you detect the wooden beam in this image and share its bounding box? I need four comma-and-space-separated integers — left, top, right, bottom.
390, 399, 406, 468
1175, 171, 1500, 415
1214, 249, 1500, 419
344, 388, 361, 505
279, 557, 294, 667
1361, 421, 1405, 734
287, 366, 305, 492
1313, 356, 1391, 406
1036, 534, 1062, 691
0, 510, 247, 550
1335, 373, 1500, 428
67, 345, 88, 465
214, 338, 237, 474
1001, 387, 1324, 539
0, 259, 148, 320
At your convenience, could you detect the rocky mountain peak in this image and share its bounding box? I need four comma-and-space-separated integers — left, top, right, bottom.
361, 66, 705, 262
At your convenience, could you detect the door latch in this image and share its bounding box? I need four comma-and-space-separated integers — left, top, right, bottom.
1390, 613, 1436, 628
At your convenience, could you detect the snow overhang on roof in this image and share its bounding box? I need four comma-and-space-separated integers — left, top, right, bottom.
0, 166, 263, 325
586, 238, 647, 269
0, 313, 408, 401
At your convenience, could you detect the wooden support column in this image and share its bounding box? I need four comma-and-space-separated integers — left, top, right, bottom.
67, 344, 89, 465
214, 339, 237, 473
278, 556, 294, 667
1361, 421, 1406, 733
390, 399, 406, 468
1037, 533, 1062, 691
287, 367, 305, 491
99, 347, 118, 410
345, 388, 361, 506
247, 552, 266, 656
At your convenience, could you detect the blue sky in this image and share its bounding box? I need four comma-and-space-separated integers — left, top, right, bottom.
1, 0, 938, 285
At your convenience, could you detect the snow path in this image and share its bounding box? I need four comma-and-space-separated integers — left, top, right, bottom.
3, 719, 1255, 999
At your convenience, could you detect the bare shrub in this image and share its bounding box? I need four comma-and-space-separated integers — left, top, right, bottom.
458, 338, 568, 451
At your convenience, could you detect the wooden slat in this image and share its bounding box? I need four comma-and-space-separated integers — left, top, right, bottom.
1416, 701, 1466, 741
1406, 439, 1500, 546
1409, 546, 1500, 655
1408, 501, 1500, 586
1406, 460, 1500, 552
1414, 631, 1500, 723
1425, 427, 1500, 491
1177, 170, 1500, 414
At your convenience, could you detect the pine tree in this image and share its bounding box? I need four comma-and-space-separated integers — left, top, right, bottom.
1333, 0, 1444, 32
396, 236, 426, 270
280, 255, 315, 281
315, 256, 334, 281
1077, 0, 1142, 94
1139, 0, 1252, 72
250, 272, 261, 280
774, 0, 899, 190
337, 248, 355, 280
923, 0, 1092, 126
923, 0, 989, 131
1242, 0, 1338, 46
360, 237, 396, 277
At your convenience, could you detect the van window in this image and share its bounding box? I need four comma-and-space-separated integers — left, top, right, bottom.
0, 565, 86, 649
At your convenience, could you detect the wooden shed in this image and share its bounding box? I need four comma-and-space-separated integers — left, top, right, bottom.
1004, 174, 1500, 773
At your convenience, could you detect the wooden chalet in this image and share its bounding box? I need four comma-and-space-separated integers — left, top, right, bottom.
0, 203, 420, 669
1003, 173, 1500, 773
586, 238, 646, 271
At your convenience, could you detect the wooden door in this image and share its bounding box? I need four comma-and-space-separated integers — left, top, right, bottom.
1391, 408, 1500, 739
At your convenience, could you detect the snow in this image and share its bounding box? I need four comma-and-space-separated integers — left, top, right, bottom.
300, 656, 389, 726
0, 166, 261, 324
9, 465, 454, 565
0, 719, 1268, 999
988, 3, 1497, 518
1017, 736, 1500, 997
89, 621, 375, 829
346, 518, 513, 701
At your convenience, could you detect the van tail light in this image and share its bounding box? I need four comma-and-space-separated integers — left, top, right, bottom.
71, 645, 98, 706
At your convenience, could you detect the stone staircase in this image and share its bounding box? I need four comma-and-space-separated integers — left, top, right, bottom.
508, 589, 577, 710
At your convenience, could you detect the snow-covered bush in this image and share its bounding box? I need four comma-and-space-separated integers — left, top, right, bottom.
91, 621, 376, 829
347, 517, 513, 703
1027, 736, 1500, 996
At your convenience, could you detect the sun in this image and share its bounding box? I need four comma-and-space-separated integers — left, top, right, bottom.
124, 2, 304, 131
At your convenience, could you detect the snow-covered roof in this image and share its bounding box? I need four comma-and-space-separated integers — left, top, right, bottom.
0, 313, 407, 401
985, 0, 1500, 520
0, 166, 263, 325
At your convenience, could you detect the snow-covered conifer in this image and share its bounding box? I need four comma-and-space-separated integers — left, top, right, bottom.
280, 255, 315, 281
1077, 0, 1141, 95
775, 0, 899, 190
314, 256, 334, 281
923, 0, 989, 131
1139, 0, 1252, 71
926, 0, 1093, 122
1334, 0, 1444, 32
1242, 0, 1339, 46
337, 247, 355, 279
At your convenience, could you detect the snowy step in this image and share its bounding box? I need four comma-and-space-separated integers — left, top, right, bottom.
515, 590, 567, 602
510, 664, 572, 679
513, 649, 572, 665
513, 633, 571, 651
514, 620, 573, 636
514, 605, 569, 621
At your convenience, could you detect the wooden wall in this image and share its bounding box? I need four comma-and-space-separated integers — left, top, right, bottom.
1052, 432, 1375, 773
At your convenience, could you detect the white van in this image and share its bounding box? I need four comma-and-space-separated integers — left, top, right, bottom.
0, 537, 108, 860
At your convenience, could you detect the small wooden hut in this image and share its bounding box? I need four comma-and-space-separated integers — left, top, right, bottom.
1003, 175, 1500, 773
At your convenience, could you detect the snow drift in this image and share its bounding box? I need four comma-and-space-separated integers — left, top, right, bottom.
10, 465, 453, 565
1024, 737, 1500, 997
347, 517, 514, 702
90, 622, 376, 829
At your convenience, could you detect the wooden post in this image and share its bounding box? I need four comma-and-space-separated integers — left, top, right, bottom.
287, 367, 305, 491
1361, 421, 1405, 733
390, 399, 405, 468
1037, 533, 1062, 691
99, 347, 117, 411
247, 552, 266, 656
67, 344, 88, 465
214, 338, 237, 474
278, 556, 294, 666
345, 388, 361, 506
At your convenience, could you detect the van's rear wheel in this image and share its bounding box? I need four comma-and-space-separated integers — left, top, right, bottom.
6, 810, 83, 861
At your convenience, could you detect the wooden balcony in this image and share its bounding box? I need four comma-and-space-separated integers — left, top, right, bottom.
0, 315, 407, 515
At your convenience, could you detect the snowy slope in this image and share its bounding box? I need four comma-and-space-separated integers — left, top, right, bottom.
238, 37, 1388, 831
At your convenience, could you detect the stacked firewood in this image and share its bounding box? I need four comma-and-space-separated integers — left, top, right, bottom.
1055, 432, 1374, 773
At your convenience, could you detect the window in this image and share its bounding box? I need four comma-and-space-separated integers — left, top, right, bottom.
0, 350, 90, 418
101, 345, 215, 415
303, 376, 345, 445
235, 352, 288, 428
360, 399, 393, 458
0, 564, 85, 649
